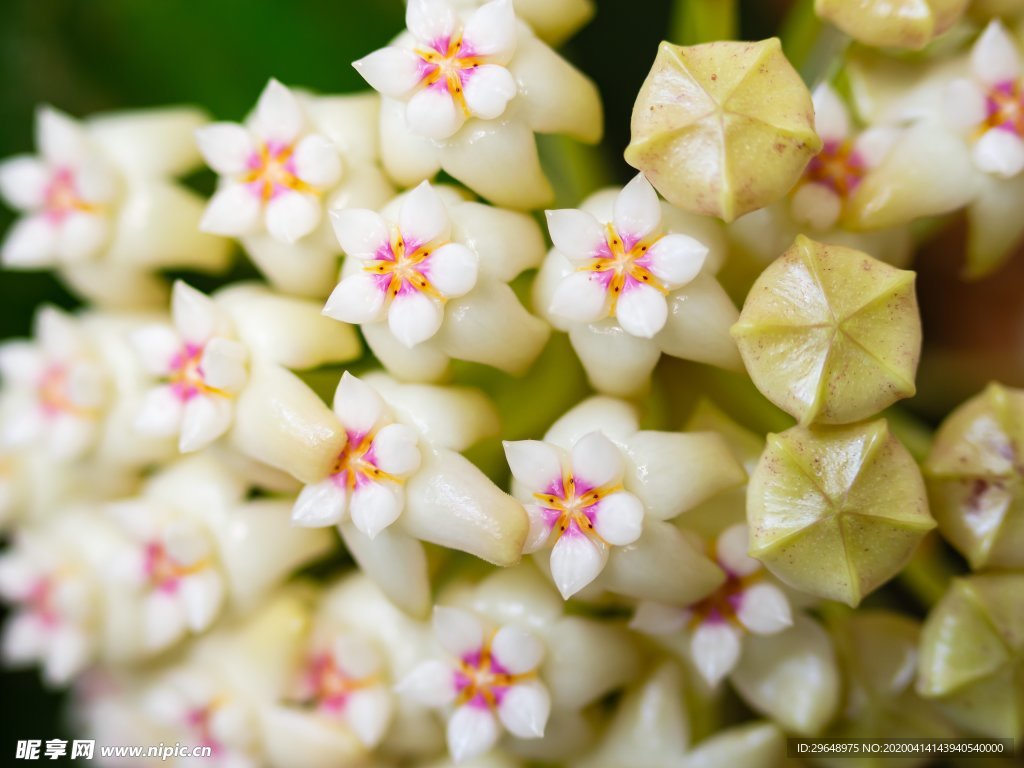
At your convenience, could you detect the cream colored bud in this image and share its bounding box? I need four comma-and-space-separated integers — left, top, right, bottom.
815, 0, 969, 50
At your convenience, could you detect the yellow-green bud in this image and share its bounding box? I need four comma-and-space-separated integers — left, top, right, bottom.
732, 236, 921, 426
748, 419, 935, 607
815, 0, 969, 50
625, 38, 821, 223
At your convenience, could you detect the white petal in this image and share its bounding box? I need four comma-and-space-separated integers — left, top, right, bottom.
3, 613, 45, 662
406, 0, 457, 46
349, 481, 403, 539
201, 182, 261, 236
690, 621, 743, 687
200, 337, 248, 393
179, 570, 224, 631
972, 128, 1024, 178
789, 182, 842, 231
549, 271, 609, 323
736, 582, 793, 636
44, 626, 90, 684
265, 190, 322, 244
491, 625, 544, 674
811, 83, 850, 141
353, 47, 426, 98
433, 605, 484, 658
853, 126, 901, 168
2, 408, 43, 447
944, 79, 989, 133
371, 423, 421, 476
0, 341, 42, 387
570, 430, 624, 489
406, 86, 465, 140
399, 181, 451, 247
0, 155, 48, 210
179, 394, 233, 452
292, 134, 342, 189
134, 385, 184, 437
2, 215, 56, 267
47, 413, 94, 461
522, 504, 554, 553
497, 681, 550, 740
36, 106, 90, 166
332, 634, 381, 679
291, 479, 347, 527
615, 283, 669, 338
144, 591, 187, 650
209, 702, 254, 748
254, 78, 305, 143
462, 0, 517, 62
172, 281, 221, 345
423, 242, 478, 297
195, 123, 255, 175
323, 273, 388, 324
447, 704, 500, 764
545, 209, 607, 263
644, 233, 707, 288
331, 208, 390, 260
614, 174, 662, 242
387, 290, 444, 348
0, 557, 35, 599
549, 526, 607, 599
503, 439, 564, 494
396, 659, 458, 706
333, 372, 388, 436
73, 160, 116, 204
130, 325, 181, 376
462, 64, 517, 121
56, 211, 107, 262
716, 524, 760, 577
344, 687, 392, 748
971, 21, 1021, 87
591, 491, 644, 546
630, 601, 688, 636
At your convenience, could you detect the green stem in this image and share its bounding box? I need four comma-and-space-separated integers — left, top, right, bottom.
669, 0, 738, 45
899, 534, 959, 608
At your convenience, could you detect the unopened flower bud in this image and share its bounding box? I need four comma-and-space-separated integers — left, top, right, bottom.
815, 0, 969, 51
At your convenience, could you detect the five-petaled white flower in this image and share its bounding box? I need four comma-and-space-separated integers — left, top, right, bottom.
197, 79, 343, 244
131, 281, 248, 453
947, 21, 1024, 179
398, 606, 550, 763
355, 0, 517, 140
0, 306, 105, 461
324, 181, 479, 348
545, 173, 708, 339
288, 631, 393, 748
292, 372, 422, 539
630, 524, 792, 687
503, 431, 644, 599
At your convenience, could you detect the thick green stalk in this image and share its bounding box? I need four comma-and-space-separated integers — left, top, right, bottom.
670, 0, 738, 44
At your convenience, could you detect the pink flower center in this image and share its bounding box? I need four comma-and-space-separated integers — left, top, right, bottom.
415, 33, 486, 114
804, 139, 866, 197
26, 578, 60, 627
577, 223, 667, 315
241, 141, 313, 202
363, 230, 448, 303
296, 652, 376, 715
454, 635, 532, 710
532, 468, 621, 545
688, 548, 763, 630
168, 343, 209, 401
329, 429, 401, 492
43, 168, 95, 223
37, 364, 79, 417
184, 703, 224, 755
143, 541, 206, 593
983, 79, 1024, 137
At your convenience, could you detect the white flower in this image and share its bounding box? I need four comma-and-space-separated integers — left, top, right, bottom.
325, 182, 479, 348
449, 0, 595, 46
503, 431, 644, 599
545, 173, 708, 339
292, 372, 422, 539
0, 305, 105, 461
131, 281, 248, 453
398, 606, 551, 763
631, 524, 793, 687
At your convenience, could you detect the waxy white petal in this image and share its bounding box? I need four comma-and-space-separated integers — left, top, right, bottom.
690, 621, 743, 686
811, 84, 850, 141
254, 78, 305, 143
291, 479, 347, 527
447, 704, 500, 763
201, 182, 261, 236
630, 601, 688, 636
36, 106, 91, 166
736, 582, 792, 636
944, 78, 989, 133
491, 625, 544, 674
334, 372, 387, 436
195, 123, 255, 175
0, 155, 47, 210
324, 272, 388, 324
48, 413, 95, 461
463, 0, 517, 61
522, 504, 554, 553
463, 64, 517, 120
853, 125, 900, 168
497, 681, 550, 739
44, 626, 90, 685
293, 133, 342, 189
144, 590, 187, 650
716, 524, 760, 577
396, 659, 458, 706
614, 173, 662, 242
971, 21, 1021, 87
130, 324, 181, 376
433, 605, 484, 658
615, 283, 669, 338
406, 0, 457, 46
545, 209, 607, 262
345, 687, 392, 748
972, 128, 1024, 178
549, 527, 607, 599
332, 634, 381, 680
592, 491, 644, 546
2, 215, 55, 267
424, 242, 478, 298
503, 439, 564, 494
200, 337, 248, 393
134, 385, 184, 437
265, 190, 322, 243
3, 613, 46, 662
387, 290, 444, 348
790, 182, 842, 231
179, 394, 233, 452
173, 281, 221, 344
644, 233, 707, 287
56, 211, 107, 262
72, 160, 116, 204
406, 86, 464, 140
331, 208, 390, 260
570, 431, 624, 489
371, 423, 421, 476
354, 47, 426, 98
399, 181, 451, 247
549, 271, 609, 323
179, 570, 224, 631
349, 480, 403, 539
